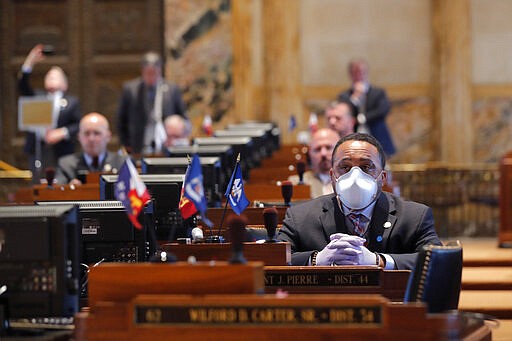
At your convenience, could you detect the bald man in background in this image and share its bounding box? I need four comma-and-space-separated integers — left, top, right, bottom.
55, 112, 126, 185
288, 128, 340, 198
163, 114, 192, 149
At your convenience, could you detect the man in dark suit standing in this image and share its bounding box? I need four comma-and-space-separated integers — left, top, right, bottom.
338, 59, 396, 156
277, 133, 441, 270
18, 44, 81, 178
55, 112, 126, 185
117, 51, 188, 156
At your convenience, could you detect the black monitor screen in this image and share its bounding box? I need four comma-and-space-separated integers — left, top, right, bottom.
214, 129, 269, 160
36, 201, 148, 265
226, 121, 281, 153
165, 145, 235, 187
193, 137, 254, 179
100, 174, 185, 241
141, 156, 222, 207
0, 205, 79, 319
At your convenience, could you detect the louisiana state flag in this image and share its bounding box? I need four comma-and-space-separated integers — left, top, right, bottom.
114, 158, 151, 229
224, 164, 249, 215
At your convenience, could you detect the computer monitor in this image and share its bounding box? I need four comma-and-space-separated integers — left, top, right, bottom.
226, 121, 281, 153
214, 129, 269, 161
141, 156, 222, 206
36, 201, 149, 264
99, 174, 185, 241
193, 136, 255, 179
165, 145, 235, 187
0, 205, 79, 319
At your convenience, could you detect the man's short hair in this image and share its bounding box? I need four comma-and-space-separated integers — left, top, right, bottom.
332, 132, 386, 169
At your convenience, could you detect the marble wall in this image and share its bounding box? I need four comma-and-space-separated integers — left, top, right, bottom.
163, 0, 512, 164
164, 0, 232, 133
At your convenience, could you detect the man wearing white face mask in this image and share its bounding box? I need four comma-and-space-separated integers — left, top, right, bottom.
277, 132, 442, 270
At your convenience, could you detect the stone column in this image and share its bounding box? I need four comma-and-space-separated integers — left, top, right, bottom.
262, 0, 302, 143
432, 0, 472, 162
232, 0, 256, 121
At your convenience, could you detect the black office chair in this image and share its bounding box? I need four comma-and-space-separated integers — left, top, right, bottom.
404, 242, 463, 313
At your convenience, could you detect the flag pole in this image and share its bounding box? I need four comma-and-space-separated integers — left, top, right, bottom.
218, 153, 241, 236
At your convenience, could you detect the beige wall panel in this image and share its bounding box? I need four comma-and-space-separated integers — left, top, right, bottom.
300, 0, 432, 86
472, 0, 512, 84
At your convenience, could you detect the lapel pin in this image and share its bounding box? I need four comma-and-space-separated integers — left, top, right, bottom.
376, 235, 383, 242
383, 221, 391, 229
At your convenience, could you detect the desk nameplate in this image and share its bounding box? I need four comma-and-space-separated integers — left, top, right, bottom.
134, 304, 382, 327
265, 266, 381, 288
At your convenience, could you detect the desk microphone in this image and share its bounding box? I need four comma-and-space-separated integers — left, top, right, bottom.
227, 214, 247, 264
44, 167, 55, 188
263, 207, 278, 242
296, 161, 306, 184
281, 180, 293, 207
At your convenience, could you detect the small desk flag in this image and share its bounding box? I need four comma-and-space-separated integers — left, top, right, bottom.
224, 164, 249, 215
114, 158, 151, 229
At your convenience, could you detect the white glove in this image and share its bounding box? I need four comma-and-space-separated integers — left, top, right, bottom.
357, 245, 378, 266
316, 234, 365, 266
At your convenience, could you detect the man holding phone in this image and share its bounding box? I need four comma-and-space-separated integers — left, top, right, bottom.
18, 44, 82, 178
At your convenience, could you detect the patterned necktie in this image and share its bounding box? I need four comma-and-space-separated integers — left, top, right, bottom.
348, 213, 370, 237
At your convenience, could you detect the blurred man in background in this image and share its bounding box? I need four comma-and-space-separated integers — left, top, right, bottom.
288, 128, 340, 198
18, 44, 81, 178
338, 58, 395, 156
163, 114, 192, 149
117, 51, 188, 156
55, 112, 126, 185
326, 100, 355, 138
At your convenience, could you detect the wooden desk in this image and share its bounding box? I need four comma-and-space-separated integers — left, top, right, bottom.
161, 242, 291, 266
207, 207, 288, 227
75, 262, 491, 340
14, 183, 100, 203
248, 166, 301, 184
243, 183, 311, 203
76, 294, 492, 341
264, 266, 410, 301
87, 262, 265, 307
499, 152, 512, 247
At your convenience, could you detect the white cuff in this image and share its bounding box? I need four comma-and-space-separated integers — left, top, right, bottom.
381, 253, 396, 270
21, 64, 33, 73
62, 127, 70, 140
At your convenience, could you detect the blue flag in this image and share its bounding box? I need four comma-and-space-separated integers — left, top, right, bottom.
183, 154, 212, 226
224, 164, 250, 215
288, 114, 297, 132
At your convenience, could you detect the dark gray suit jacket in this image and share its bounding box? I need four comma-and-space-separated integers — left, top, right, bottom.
55, 151, 126, 184
117, 78, 187, 154
338, 85, 396, 156
277, 192, 442, 270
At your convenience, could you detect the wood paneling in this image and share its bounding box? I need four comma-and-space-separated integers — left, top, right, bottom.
0, 0, 163, 166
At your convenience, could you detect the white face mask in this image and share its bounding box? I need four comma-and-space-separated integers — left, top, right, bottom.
335, 166, 380, 210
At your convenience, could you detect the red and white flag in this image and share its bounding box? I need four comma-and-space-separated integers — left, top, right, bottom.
309, 112, 318, 133
202, 114, 213, 136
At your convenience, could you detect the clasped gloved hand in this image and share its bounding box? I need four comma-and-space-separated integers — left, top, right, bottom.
316, 233, 364, 266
